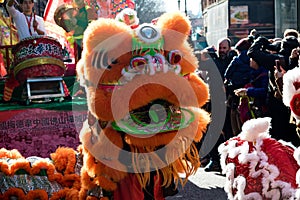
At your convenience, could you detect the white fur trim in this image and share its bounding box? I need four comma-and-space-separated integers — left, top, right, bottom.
220, 133, 297, 199
282, 67, 300, 107
234, 176, 247, 199
294, 147, 300, 197
223, 163, 236, 200
296, 188, 300, 200
279, 140, 297, 150
239, 117, 272, 142
295, 147, 300, 167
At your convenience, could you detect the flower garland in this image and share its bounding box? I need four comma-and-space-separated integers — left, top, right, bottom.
0, 148, 82, 199
61, 174, 81, 189
2, 188, 50, 200
0, 148, 23, 159
2, 188, 26, 199
50, 188, 79, 200
10, 158, 32, 175
51, 147, 77, 175
0, 159, 10, 175
26, 189, 48, 200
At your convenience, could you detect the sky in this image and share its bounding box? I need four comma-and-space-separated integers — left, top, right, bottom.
164, 0, 202, 16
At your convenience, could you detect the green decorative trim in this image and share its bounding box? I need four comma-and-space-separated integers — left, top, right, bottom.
111, 108, 195, 135
132, 36, 164, 56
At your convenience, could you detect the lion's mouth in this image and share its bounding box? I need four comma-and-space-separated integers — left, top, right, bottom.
111, 99, 195, 135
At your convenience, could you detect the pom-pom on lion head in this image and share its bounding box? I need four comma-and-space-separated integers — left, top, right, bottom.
76, 11, 210, 197
283, 67, 300, 123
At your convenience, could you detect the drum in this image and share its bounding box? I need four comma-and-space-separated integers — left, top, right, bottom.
12, 36, 66, 83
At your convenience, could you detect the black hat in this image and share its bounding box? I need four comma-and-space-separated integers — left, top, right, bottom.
281, 36, 299, 51
267, 40, 282, 52
235, 38, 251, 51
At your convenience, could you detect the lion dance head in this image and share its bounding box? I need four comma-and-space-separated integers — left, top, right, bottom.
76, 11, 210, 199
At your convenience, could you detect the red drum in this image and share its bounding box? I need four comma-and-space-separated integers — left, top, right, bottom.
12, 36, 66, 83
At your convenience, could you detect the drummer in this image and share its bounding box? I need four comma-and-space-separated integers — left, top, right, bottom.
6, 0, 46, 40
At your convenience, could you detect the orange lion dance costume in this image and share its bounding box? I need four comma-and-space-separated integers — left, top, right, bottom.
76, 11, 210, 199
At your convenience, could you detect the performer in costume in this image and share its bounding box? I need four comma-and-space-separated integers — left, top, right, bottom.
76, 11, 211, 199
219, 117, 300, 199
6, 0, 46, 40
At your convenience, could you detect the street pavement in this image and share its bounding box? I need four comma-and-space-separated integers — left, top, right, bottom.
166, 167, 228, 200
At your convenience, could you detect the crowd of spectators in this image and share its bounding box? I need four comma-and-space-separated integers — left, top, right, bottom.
197, 28, 300, 172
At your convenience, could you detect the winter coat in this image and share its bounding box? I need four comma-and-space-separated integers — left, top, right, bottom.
224, 50, 254, 91
247, 66, 269, 100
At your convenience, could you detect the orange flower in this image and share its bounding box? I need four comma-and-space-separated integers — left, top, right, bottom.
65, 188, 79, 200
26, 189, 48, 200
86, 196, 98, 200
51, 147, 77, 175
0, 148, 23, 159
0, 160, 10, 175
10, 158, 31, 175
30, 159, 54, 175
2, 188, 26, 200
48, 172, 63, 183
62, 174, 81, 189
50, 188, 79, 200
49, 188, 68, 200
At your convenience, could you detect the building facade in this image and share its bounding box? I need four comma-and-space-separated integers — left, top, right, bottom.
201, 0, 299, 46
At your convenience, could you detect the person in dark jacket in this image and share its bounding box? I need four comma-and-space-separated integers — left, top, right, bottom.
247, 36, 300, 146
234, 58, 269, 127
234, 58, 269, 103
224, 38, 254, 135
225, 38, 254, 90
247, 36, 279, 70
278, 36, 299, 71
198, 38, 237, 172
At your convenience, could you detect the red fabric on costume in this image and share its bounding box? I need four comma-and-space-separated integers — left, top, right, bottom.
113, 174, 144, 200
223, 136, 299, 198
261, 138, 299, 188
226, 139, 264, 195
0, 53, 7, 77
113, 174, 165, 200
153, 175, 165, 200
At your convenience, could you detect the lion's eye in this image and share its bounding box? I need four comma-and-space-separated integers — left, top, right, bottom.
167, 50, 182, 65
130, 56, 147, 69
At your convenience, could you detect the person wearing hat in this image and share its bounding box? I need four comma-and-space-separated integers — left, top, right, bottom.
283, 28, 299, 38
224, 38, 254, 135
279, 35, 300, 71
248, 36, 300, 146
198, 38, 237, 172
234, 57, 269, 122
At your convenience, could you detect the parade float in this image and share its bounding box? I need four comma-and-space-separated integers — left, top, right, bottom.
0, 0, 213, 199
0, 0, 136, 157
